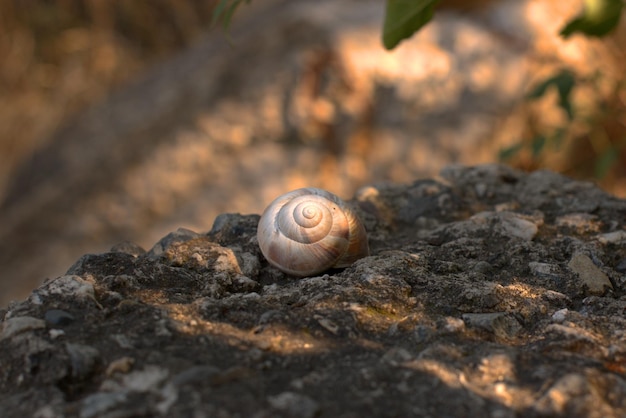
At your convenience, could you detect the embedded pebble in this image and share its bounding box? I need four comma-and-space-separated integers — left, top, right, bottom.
105, 357, 135, 376
545, 323, 598, 344
44, 309, 75, 326
109, 241, 146, 257
239, 252, 261, 277
314, 315, 340, 335
498, 212, 539, 241
30, 275, 95, 304
528, 262, 561, 280
555, 213, 601, 232
542, 290, 571, 304
470, 211, 538, 241
381, 347, 413, 366
474, 182, 488, 198
442, 317, 465, 333
147, 228, 200, 258
616, 258, 626, 274
551, 308, 568, 323
33, 405, 61, 418
80, 392, 128, 418
413, 325, 434, 343
567, 252, 613, 295
110, 334, 134, 349
210, 213, 246, 235
462, 313, 522, 338
213, 247, 243, 274
66, 343, 101, 380
532, 373, 614, 416
49, 329, 65, 339
0, 316, 46, 340
472, 261, 493, 274
477, 353, 516, 383
121, 365, 169, 392
209, 213, 260, 242
534, 373, 586, 414
597, 230, 626, 245
154, 319, 173, 338
172, 365, 220, 386
267, 391, 319, 418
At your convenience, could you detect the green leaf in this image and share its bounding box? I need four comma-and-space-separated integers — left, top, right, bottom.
550, 128, 568, 149
531, 135, 547, 157
382, 0, 439, 50
594, 146, 619, 178
560, 0, 624, 38
499, 142, 524, 161
527, 70, 576, 120
211, 0, 251, 30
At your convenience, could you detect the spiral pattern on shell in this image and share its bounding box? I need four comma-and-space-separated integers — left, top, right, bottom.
257, 188, 369, 277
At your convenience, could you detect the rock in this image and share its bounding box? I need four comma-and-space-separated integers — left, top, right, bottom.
462, 313, 523, 339
66, 343, 101, 381
568, 252, 613, 295
117, 366, 169, 392
44, 309, 75, 326
615, 258, 626, 274
597, 230, 626, 245
556, 213, 601, 233
105, 357, 135, 377
29, 275, 95, 305
442, 317, 466, 333
79, 392, 128, 418
529, 262, 562, 281
48, 329, 65, 340
109, 241, 146, 257
268, 392, 319, 418
147, 228, 201, 258
495, 212, 539, 241
171, 365, 220, 386
381, 347, 413, 366
551, 308, 568, 323
1, 165, 626, 418
0, 316, 46, 340
533, 372, 626, 418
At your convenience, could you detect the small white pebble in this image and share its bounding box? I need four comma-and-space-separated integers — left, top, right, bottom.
597, 230, 626, 244
444, 317, 465, 332
49, 329, 65, 339
551, 308, 568, 323
191, 253, 203, 262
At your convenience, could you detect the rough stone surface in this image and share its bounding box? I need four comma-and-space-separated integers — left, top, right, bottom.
1, 165, 626, 417
568, 252, 614, 295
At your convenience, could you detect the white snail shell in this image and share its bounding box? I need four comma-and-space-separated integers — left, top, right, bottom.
257, 188, 369, 277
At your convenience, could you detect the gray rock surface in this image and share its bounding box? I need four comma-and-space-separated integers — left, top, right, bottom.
1, 164, 625, 417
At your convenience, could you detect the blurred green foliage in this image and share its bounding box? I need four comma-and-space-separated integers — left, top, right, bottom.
500, 70, 626, 182
382, 0, 439, 50
392, 0, 625, 187
561, 0, 624, 38
526, 70, 577, 121
212, 0, 251, 30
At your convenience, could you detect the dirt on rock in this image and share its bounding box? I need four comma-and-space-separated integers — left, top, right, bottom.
1, 164, 626, 417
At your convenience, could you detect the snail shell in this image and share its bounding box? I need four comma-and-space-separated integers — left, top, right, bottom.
257, 188, 369, 277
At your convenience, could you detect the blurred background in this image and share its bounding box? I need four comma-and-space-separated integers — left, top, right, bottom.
1, 0, 625, 306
